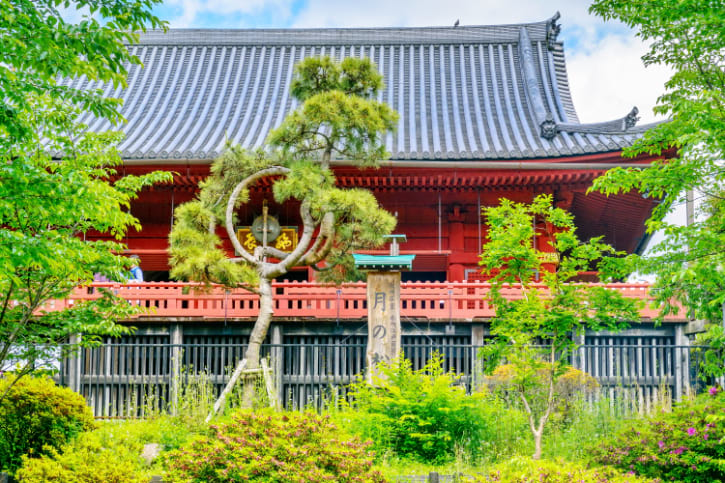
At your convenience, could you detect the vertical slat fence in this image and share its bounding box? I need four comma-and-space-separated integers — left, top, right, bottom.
64, 339, 715, 418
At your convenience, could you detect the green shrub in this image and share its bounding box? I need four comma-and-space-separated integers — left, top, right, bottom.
592, 388, 725, 482
120, 415, 198, 452
333, 353, 505, 464
486, 364, 599, 424
465, 457, 657, 482
163, 409, 386, 482
0, 375, 95, 474
15, 414, 206, 482
14, 424, 151, 483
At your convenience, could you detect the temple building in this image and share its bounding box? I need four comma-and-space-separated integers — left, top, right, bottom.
59, 14, 692, 414
71, 13, 664, 281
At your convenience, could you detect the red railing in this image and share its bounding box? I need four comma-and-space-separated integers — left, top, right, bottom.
41, 281, 681, 322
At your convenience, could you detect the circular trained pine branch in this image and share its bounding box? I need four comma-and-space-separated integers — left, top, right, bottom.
219, 165, 337, 280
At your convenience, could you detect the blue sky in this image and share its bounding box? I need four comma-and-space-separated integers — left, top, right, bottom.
149, 0, 670, 125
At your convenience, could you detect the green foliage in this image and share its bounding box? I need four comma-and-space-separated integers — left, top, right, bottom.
269, 56, 397, 166
480, 194, 640, 374
0, 375, 95, 474
14, 390, 219, 483
542, 396, 636, 463
170, 55, 397, 290
694, 325, 725, 380
588, 1, 725, 336
14, 377, 219, 481
170, 55, 397, 407
366, 394, 639, 474
170, 150, 395, 288
0, 0, 172, 390
479, 194, 640, 458
486, 365, 599, 425
169, 199, 259, 287
163, 409, 387, 483
0, 98, 173, 383
289, 56, 384, 101
465, 457, 657, 483
592, 389, 725, 482
334, 354, 500, 464
0, 0, 166, 144
588, 0, 724, 220
14, 422, 155, 483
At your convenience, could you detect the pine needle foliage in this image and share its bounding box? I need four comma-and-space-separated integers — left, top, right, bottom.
169, 56, 398, 406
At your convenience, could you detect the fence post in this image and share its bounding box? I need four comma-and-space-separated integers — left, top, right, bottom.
170, 324, 183, 415
428, 471, 440, 483
271, 324, 284, 407
674, 324, 689, 400
67, 334, 82, 393
572, 332, 585, 371
471, 323, 486, 389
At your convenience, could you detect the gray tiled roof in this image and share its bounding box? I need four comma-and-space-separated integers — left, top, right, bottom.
67, 14, 655, 161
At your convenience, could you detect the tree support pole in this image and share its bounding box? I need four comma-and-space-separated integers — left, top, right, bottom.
206, 358, 248, 423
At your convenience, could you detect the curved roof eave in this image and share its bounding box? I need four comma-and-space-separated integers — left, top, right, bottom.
63, 13, 658, 163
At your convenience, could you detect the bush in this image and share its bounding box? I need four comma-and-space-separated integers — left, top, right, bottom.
592, 387, 725, 482
486, 364, 599, 424
120, 415, 198, 452
333, 353, 504, 464
163, 409, 386, 482
15, 413, 206, 482
464, 457, 657, 482
14, 426, 150, 483
0, 375, 95, 474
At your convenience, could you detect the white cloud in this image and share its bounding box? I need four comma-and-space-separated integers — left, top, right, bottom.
163, 0, 295, 28
567, 34, 671, 125
290, 0, 598, 31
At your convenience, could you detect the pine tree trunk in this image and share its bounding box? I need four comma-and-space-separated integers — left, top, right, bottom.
241, 277, 274, 408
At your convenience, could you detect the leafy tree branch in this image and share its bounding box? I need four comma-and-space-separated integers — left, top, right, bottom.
480, 194, 640, 459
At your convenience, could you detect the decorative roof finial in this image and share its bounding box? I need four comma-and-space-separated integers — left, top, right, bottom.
540, 114, 558, 140
624, 106, 640, 129
546, 11, 561, 51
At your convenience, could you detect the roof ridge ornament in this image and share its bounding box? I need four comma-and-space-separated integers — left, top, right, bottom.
546, 12, 561, 51
557, 106, 646, 135
540, 114, 559, 140
624, 106, 640, 129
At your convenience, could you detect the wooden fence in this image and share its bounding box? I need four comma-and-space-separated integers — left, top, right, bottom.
58, 336, 712, 418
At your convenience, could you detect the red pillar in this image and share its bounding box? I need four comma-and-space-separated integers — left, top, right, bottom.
448, 204, 465, 282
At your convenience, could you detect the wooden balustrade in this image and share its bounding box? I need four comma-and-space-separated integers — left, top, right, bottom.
43, 281, 681, 322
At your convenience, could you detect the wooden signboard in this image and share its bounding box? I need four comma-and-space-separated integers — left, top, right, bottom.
366, 271, 402, 382
236, 227, 298, 255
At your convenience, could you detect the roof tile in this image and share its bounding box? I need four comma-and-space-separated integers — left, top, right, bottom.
66, 18, 655, 162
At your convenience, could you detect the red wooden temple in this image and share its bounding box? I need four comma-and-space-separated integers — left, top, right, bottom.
64, 14, 684, 325
54, 15, 702, 414
60, 14, 687, 326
